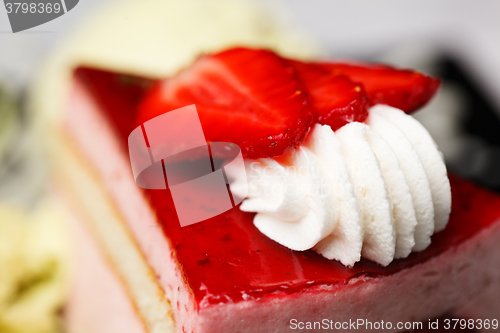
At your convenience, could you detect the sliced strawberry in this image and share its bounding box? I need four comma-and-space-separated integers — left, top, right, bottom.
317, 63, 440, 113
290, 60, 369, 130
137, 48, 313, 159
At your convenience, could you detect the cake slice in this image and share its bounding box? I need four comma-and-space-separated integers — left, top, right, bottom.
45, 60, 500, 333
31, 1, 500, 331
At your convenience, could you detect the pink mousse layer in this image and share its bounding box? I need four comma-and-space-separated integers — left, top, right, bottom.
64, 75, 500, 333
61, 194, 147, 333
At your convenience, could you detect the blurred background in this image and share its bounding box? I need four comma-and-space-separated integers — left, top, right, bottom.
1, 0, 500, 331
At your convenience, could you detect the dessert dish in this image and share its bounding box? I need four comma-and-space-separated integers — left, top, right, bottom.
31, 1, 500, 332
42, 45, 500, 333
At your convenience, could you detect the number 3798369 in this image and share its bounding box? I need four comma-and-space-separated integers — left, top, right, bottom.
444, 318, 498, 330
5, 2, 62, 14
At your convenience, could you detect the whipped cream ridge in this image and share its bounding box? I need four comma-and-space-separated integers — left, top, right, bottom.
237, 105, 451, 267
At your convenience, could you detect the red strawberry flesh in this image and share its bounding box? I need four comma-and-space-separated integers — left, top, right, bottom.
137, 48, 313, 159
318, 62, 440, 113
290, 60, 370, 130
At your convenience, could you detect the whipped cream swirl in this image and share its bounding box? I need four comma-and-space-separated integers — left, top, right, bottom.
237, 105, 451, 267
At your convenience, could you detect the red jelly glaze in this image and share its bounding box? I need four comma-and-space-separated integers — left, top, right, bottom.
77, 67, 500, 307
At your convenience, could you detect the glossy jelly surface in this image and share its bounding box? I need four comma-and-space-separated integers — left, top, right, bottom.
76, 67, 500, 307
